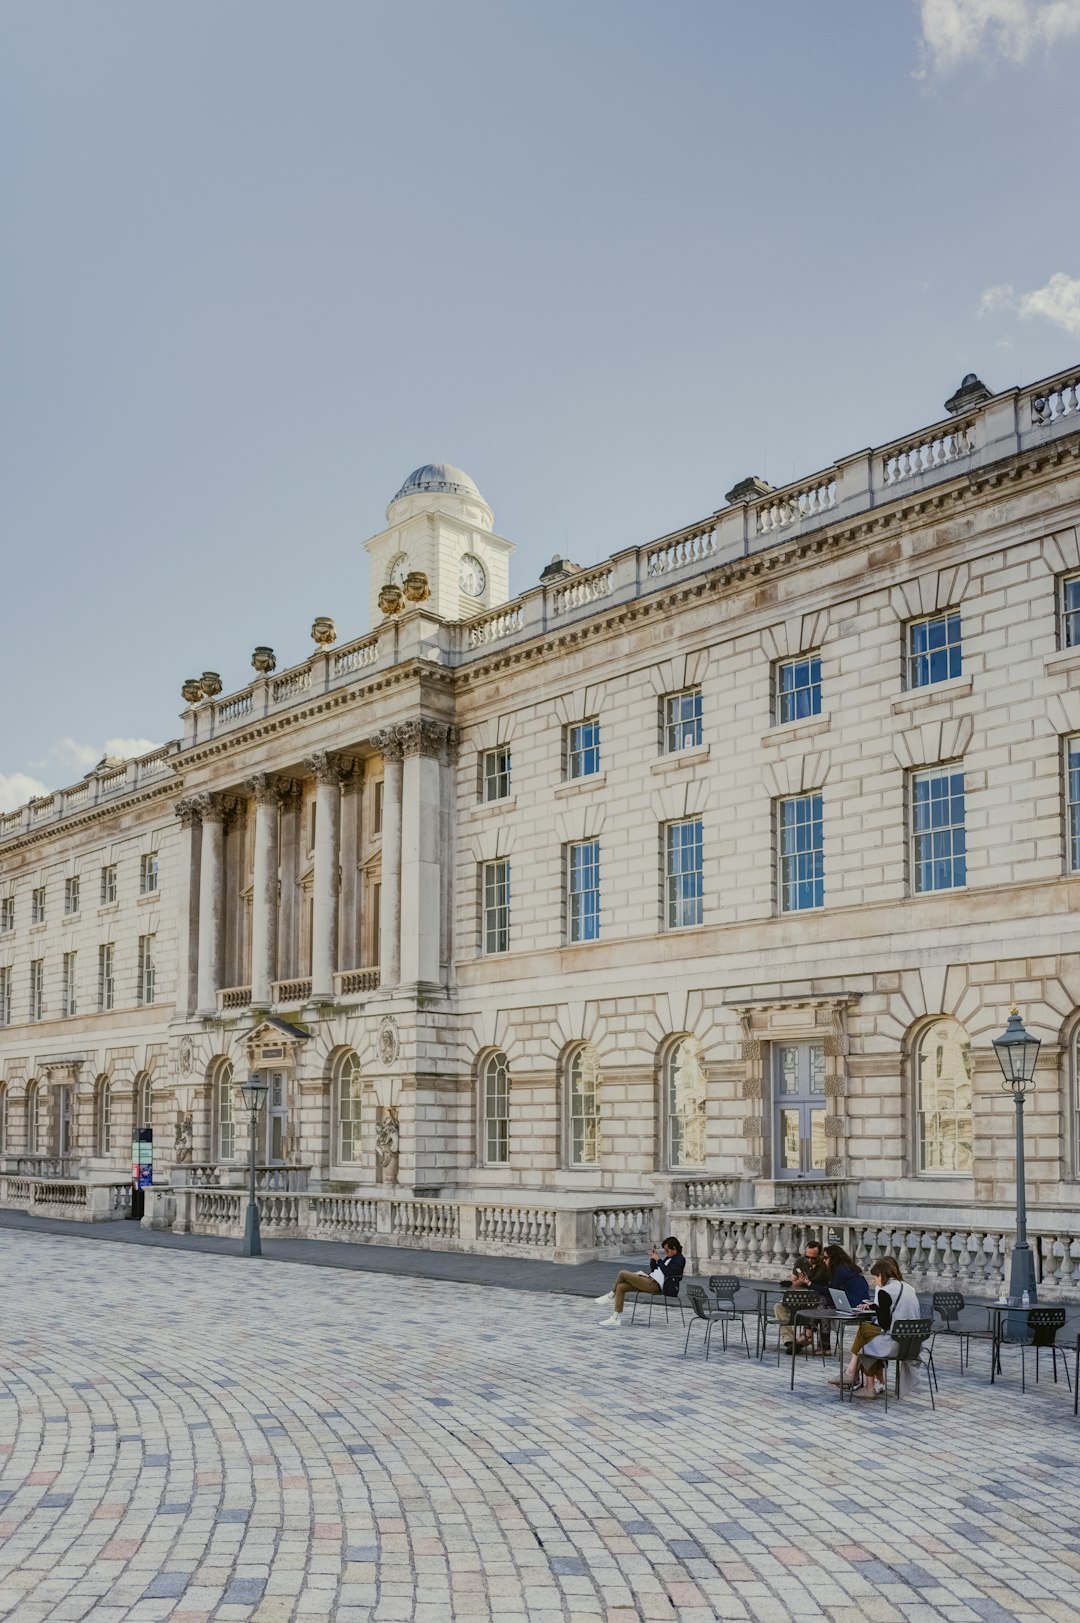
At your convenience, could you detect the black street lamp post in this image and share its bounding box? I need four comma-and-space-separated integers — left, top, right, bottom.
237, 1075, 268, 1258
991, 1007, 1041, 1322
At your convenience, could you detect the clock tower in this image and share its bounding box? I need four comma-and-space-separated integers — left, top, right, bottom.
363, 464, 515, 626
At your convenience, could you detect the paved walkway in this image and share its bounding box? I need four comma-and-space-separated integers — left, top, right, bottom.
2, 1227, 1080, 1622
0, 1208, 619, 1296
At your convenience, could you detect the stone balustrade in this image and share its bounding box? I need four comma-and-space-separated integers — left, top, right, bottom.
668, 1177, 741, 1211
1031, 371, 1079, 424
271, 978, 312, 1004
552, 564, 614, 616
217, 986, 252, 1011
880, 419, 975, 486
0, 1175, 131, 1221
172, 1189, 660, 1262
756, 472, 837, 535
645, 523, 717, 578
333, 634, 380, 676
682, 1212, 1080, 1301
334, 969, 380, 996
0, 744, 177, 845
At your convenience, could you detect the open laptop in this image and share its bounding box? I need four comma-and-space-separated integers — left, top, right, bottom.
829, 1288, 869, 1313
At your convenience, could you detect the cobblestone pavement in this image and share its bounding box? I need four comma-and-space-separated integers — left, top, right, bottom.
2, 1232, 1079, 1623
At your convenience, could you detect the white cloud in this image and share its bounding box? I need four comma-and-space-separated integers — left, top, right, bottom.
919, 0, 1080, 73
1017, 271, 1080, 337
977, 271, 1080, 337
0, 773, 49, 814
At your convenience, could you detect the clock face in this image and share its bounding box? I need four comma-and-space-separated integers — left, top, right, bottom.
388, 554, 409, 588
459, 553, 486, 597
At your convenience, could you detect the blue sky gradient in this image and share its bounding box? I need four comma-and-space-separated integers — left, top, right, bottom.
2, 0, 1079, 803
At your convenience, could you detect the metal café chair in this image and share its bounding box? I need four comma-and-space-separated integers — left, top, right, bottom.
682, 1284, 728, 1360
995, 1306, 1072, 1394
774, 1289, 821, 1365
875, 1317, 939, 1411
931, 1290, 993, 1374
629, 1272, 685, 1327
706, 1275, 752, 1358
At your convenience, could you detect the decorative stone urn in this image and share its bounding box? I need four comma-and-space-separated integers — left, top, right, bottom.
200, 670, 223, 698
403, 570, 431, 604
311, 616, 336, 647
251, 646, 276, 674
181, 678, 204, 704
378, 584, 404, 617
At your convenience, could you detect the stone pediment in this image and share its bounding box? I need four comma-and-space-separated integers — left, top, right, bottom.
244, 1018, 309, 1068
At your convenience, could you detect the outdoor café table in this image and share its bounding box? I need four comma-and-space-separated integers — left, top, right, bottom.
986, 1302, 1038, 1383
753, 1283, 788, 1359
788, 1306, 861, 1398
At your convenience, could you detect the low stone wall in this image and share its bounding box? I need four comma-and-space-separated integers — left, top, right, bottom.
672, 1210, 1080, 1302
0, 1175, 132, 1223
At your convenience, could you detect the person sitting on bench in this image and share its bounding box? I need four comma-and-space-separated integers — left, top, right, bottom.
595, 1236, 685, 1327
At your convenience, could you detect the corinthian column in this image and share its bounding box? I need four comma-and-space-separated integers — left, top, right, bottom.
245, 774, 286, 1008
194, 793, 234, 1017
174, 797, 203, 1018
399, 718, 450, 989
306, 751, 346, 999
370, 727, 403, 987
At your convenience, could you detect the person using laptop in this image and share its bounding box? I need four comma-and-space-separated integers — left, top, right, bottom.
824, 1242, 870, 1309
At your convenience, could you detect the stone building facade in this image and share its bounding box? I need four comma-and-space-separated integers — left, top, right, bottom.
3, 377, 1080, 1291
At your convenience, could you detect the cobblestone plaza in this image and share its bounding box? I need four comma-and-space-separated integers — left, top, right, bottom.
1, 1232, 1079, 1622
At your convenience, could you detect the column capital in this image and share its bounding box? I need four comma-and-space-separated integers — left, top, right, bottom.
174, 796, 203, 829
190, 791, 237, 826
399, 718, 454, 758
244, 772, 292, 806
305, 749, 354, 786
370, 726, 405, 763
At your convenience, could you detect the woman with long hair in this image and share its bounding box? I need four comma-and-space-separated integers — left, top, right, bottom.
832, 1256, 920, 1399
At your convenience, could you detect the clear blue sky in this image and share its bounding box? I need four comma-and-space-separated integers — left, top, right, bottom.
3, 0, 1079, 805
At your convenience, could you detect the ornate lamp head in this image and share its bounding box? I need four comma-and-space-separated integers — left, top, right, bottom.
236, 1075, 268, 1120
992, 1006, 1041, 1093
311, 616, 336, 647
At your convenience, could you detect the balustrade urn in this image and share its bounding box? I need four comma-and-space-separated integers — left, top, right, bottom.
378, 585, 404, 617
200, 672, 223, 699
311, 617, 336, 648
181, 679, 204, 705
403, 571, 431, 604
251, 646, 277, 674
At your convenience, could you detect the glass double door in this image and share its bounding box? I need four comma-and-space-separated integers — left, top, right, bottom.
264, 1070, 288, 1164
773, 1042, 826, 1177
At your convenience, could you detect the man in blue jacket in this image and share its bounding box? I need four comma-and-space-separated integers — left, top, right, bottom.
596, 1236, 685, 1327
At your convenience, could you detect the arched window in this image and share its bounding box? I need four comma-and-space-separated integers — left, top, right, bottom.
666, 1038, 707, 1168
567, 1045, 601, 1167
26, 1080, 42, 1155
96, 1076, 113, 1156
915, 1018, 972, 1173
133, 1072, 152, 1132
481, 1051, 510, 1165
212, 1060, 235, 1160
334, 1051, 362, 1164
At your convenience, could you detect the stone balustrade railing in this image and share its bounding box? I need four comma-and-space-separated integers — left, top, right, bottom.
171, 1189, 661, 1262
645, 523, 718, 579
668, 1177, 741, 1211
0, 744, 178, 846
174, 1164, 310, 1192
271, 978, 312, 1004
9, 1156, 75, 1179
217, 986, 252, 1012
0, 1176, 131, 1221
334, 969, 380, 996
683, 1212, 1080, 1301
